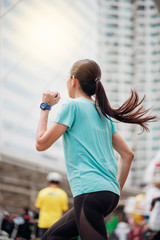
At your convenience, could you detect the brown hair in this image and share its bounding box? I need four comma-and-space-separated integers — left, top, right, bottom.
70, 59, 157, 131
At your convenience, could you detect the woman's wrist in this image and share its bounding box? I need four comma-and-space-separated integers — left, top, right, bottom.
40, 102, 51, 111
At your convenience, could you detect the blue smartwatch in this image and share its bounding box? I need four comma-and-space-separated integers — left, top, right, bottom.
40, 102, 51, 110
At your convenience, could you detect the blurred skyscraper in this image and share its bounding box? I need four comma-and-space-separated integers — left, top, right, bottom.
99, 0, 160, 186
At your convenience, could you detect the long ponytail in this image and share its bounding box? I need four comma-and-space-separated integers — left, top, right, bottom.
95, 80, 156, 132
70, 59, 157, 132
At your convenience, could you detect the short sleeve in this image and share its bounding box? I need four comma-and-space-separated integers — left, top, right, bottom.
110, 119, 117, 134
54, 100, 76, 128
35, 193, 42, 209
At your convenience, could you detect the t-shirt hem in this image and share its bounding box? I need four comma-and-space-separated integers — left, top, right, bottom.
54, 120, 71, 128
72, 187, 120, 198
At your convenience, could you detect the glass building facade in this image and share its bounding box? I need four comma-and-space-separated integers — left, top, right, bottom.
99, 0, 160, 186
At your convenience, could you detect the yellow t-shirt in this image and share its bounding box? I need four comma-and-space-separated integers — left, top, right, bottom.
35, 187, 68, 228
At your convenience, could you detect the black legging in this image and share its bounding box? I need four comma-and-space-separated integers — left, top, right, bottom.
42, 191, 119, 240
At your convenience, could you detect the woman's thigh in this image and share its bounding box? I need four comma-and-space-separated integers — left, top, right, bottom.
74, 191, 119, 240
42, 208, 79, 240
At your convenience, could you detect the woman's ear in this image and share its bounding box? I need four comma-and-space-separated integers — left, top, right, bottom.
71, 76, 77, 87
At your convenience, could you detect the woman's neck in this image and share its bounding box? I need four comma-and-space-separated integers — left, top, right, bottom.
74, 91, 94, 102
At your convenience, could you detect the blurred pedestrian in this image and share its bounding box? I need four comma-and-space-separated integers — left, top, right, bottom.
150, 196, 160, 212
36, 59, 156, 240
148, 196, 160, 240
35, 172, 68, 239
115, 222, 130, 240
106, 215, 118, 236
17, 207, 33, 240
1, 212, 14, 238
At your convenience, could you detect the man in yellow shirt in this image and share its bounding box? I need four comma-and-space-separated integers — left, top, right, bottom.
35, 172, 68, 239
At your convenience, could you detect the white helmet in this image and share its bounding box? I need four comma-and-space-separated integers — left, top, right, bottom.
47, 172, 62, 183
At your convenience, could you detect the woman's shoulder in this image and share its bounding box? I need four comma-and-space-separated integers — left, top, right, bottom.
62, 98, 77, 108
63, 98, 86, 107
59, 99, 77, 114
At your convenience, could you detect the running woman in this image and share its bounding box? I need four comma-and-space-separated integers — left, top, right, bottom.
36, 59, 156, 240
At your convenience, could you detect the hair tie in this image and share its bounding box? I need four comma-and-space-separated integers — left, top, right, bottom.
95, 78, 100, 82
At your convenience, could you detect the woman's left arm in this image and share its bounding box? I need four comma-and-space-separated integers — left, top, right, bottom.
36, 91, 68, 151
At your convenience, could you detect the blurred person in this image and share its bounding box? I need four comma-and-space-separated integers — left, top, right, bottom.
36, 59, 157, 240
108, 214, 130, 240
115, 221, 130, 240
148, 197, 160, 240
33, 210, 40, 240
129, 222, 143, 240
35, 172, 68, 239
150, 196, 160, 212
1, 212, 14, 238
16, 207, 33, 240
106, 215, 118, 236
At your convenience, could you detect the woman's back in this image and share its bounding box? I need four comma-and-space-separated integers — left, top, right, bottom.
55, 97, 120, 197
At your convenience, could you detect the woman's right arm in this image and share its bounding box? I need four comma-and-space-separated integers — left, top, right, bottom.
36, 91, 68, 151
112, 132, 134, 190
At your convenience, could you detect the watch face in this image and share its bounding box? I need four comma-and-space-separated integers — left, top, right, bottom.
40, 102, 47, 109
40, 102, 51, 110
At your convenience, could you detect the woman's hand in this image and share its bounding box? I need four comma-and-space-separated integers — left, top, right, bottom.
42, 91, 60, 106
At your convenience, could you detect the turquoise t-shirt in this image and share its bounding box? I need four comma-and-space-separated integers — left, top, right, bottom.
54, 97, 120, 197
